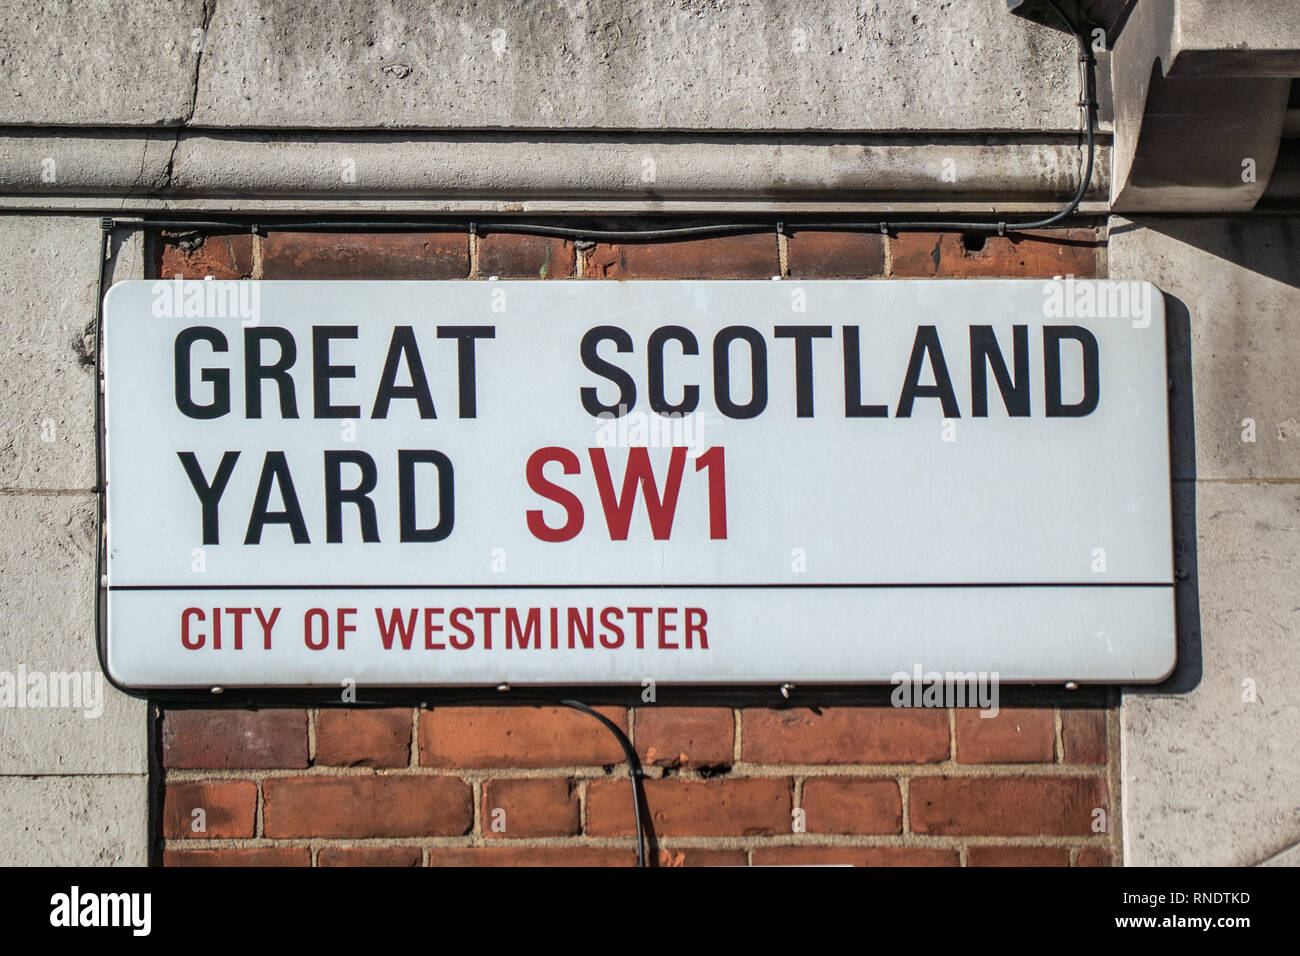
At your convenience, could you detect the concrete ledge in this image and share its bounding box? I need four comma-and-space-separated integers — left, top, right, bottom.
0, 130, 1109, 210
1108, 0, 1296, 211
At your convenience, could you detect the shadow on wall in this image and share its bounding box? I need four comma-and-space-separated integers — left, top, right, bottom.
1122, 218, 1300, 290
1117, 215, 1300, 695
1137, 291, 1201, 695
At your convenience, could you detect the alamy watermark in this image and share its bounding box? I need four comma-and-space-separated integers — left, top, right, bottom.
0, 666, 105, 718
152, 275, 260, 327
594, 406, 710, 458
50, 886, 150, 936
1042, 275, 1154, 328
891, 664, 1000, 716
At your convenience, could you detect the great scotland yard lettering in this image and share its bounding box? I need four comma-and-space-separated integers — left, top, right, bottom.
171, 321, 1100, 546
103, 279, 1175, 687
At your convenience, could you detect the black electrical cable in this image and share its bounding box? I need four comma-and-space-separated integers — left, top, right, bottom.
553, 698, 648, 867
122, 218, 785, 242
93, 218, 111, 710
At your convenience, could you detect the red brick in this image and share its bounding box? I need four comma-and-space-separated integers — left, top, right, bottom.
910, 776, 1108, 836
754, 846, 958, 867
478, 232, 575, 278
427, 847, 636, 867
583, 233, 778, 279
742, 708, 949, 764
1077, 847, 1114, 867
1062, 709, 1109, 764
586, 778, 791, 837
260, 231, 468, 279
164, 848, 310, 867
889, 229, 1100, 278
786, 230, 886, 278
315, 708, 412, 768
162, 709, 308, 769
157, 233, 254, 279
419, 705, 628, 769
968, 845, 1070, 867
956, 708, 1056, 764
317, 846, 423, 867
655, 847, 747, 867
482, 778, 580, 838
801, 778, 902, 834
263, 776, 471, 838
635, 707, 734, 768
162, 780, 257, 839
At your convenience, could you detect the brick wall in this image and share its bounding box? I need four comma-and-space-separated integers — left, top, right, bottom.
151, 222, 1118, 867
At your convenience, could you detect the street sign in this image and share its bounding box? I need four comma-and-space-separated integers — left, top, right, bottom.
103, 278, 1174, 688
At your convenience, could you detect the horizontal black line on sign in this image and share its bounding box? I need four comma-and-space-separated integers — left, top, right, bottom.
108, 582, 1174, 591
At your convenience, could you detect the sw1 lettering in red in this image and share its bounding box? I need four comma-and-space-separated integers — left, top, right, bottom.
525, 446, 727, 542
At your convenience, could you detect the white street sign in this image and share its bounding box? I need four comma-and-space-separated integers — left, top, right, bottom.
103, 278, 1175, 687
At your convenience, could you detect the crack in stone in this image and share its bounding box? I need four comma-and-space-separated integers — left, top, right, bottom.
163, 0, 218, 192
